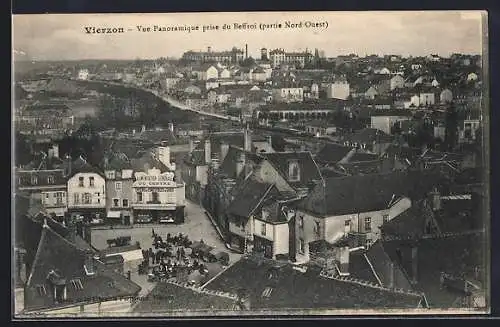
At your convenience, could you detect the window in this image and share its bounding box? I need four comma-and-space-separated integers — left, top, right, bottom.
137, 192, 143, 202
261, 222, 266, 236
47, 175, 54, 184
152, 192, 159, 203
345, 220, 350, 227
364, 217, 372, 232
31, 175, 38, 185
83, 193, 91, 204
78, 176, 84, 187
365, 239, 373, 248
122, 199, 129, 207
89, 177, 95, 187
35, 284, 47, 296
106, 171, 116, 179
73, 193, 80, 204
288, 160, 300, 182
113, 198, 120, 207
383, 215, 389, 223
71, 278, 84, 290
115, 182, 122, 191
55, 192, 64, 205
299, 238, 305, 254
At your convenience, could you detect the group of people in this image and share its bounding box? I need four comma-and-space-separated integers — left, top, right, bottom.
137, 229, 209, 282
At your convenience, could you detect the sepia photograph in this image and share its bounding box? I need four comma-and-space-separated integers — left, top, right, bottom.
12, 11, 489, 317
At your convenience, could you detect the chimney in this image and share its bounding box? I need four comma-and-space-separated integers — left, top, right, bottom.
338, 246, 350, 276
204, 139, 212, 165
244, 124, 252, 152
267, 135, 272, 149
84, 250, 96, 276
211, 158, 220, 171
220, 142, 229, 162
156, 146, 171, 168
48, 144, 59, 159
236, 152, 246, 177
168, 122, 174, 133
189, 138, 195, 153
411, 245, 418, 284
387, 261, 395, 288
430, 187, 441, 211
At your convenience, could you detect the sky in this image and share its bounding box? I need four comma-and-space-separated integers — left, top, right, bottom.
12, 11, 486, 61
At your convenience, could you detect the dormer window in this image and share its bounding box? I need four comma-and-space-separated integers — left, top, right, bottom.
106, 171, 116, 180
288, 160, 300, 182
47, 175, 54, 184
31, 175, 38, 185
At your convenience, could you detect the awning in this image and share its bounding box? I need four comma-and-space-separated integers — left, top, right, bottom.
107, 211, 121, 219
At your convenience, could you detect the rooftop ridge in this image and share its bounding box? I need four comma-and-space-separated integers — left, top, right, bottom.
319, 270, 424, 298
164, 279, 238, 301
382, 228, 485, 242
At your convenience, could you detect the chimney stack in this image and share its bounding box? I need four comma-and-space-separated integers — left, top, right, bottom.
244, 124, 252, 152
220, 142, 229, 162
267, 135, 272, 149
338, 246, 350, 276
204, 139, 212, 165
430, 187, 441, 211
236, 152, 246, 177
411, 245, 418, 284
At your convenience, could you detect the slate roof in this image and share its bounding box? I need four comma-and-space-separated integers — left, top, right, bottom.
314, 143, 352, 165
348, 152, 380, 162
16, 169, 67, 189
226, 179, 277, 220
68, 156, 104, 178
103, 152, 132, 171
217, 146, 263, 179
24, 224, 141, 312
130, 151, 168, 172
205, 256, 422, 309
299, 170, 444, 217
345, 128, 394, 144
382, 231, 486, 308
132, 282, 236, 313
259, 152, 323, 190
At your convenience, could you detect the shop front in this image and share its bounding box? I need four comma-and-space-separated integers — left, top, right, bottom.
68, 208, 106, 224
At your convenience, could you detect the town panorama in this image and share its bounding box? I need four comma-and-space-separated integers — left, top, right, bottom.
13, 15, 488, 317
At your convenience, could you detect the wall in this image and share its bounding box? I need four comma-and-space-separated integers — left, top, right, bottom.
67, 173, 106, 208
253, 218, 275, 241
41, 190, 67, 214
105, 176, 134, 214
326, 82, 350, 100
196, 165, 209, 186
273, 223, 289, 256
43, 299, 132, 315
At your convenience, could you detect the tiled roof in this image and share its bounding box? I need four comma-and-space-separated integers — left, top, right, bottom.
226, 179, 277, 219
314, 143, 352, 165
24, 224, 141, 312
205, 256, 422, 309
259, 152, 323, 190
299, 170, 444, 217
132, 282, 236, 313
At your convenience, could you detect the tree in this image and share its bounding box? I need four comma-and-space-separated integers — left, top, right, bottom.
14, 133, 33, 166
240, 57, 256, 68
271, 134, 286, 152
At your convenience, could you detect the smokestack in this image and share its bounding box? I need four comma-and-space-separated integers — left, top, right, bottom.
245, 44, 248, 59
204, 139, 212, 165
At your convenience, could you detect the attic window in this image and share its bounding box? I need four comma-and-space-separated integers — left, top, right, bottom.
261, 287, 273, 298
31, 175, 38, 185
35, 284, 47, 296
47, 175, 55, 184
71, 278, 84, 290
